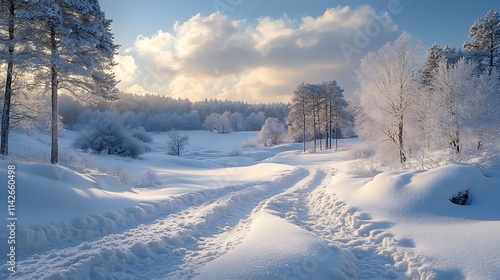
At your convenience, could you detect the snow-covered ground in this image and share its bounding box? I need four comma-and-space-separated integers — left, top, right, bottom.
0, 130, 499, 279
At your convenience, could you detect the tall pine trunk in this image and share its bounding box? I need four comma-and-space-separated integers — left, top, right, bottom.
50, 24, 58, 164
1, 0, 15, 156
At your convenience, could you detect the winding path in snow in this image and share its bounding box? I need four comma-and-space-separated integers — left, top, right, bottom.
7, 165, 431, 279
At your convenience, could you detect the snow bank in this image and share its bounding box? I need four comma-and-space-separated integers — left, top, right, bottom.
348, 164, 500, 221
195, 211, 355, 280
331, 164, 500, 279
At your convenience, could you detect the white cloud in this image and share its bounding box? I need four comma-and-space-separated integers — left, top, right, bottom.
113, 54, 138, 85
252, 15, 296, 52
116, 5, 399, 103
135, 31, 174, 57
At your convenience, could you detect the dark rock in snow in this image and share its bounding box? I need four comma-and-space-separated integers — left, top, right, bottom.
450, 189, 471, 205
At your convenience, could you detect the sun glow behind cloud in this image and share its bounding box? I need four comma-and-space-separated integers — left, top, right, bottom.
114, 5, 398, 103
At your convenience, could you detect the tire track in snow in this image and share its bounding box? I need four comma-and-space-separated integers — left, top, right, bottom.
303, 167, 435, 279
5, 168, 308, 280
15, 172, 289, 257
166, 167, 328, 279
248, 165, 434, 279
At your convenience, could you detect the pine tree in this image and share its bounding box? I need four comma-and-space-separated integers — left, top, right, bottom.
442, 44, 465, 66
29, 0, 118, 164
421, 44, 443, 90
464, 10, 500, 74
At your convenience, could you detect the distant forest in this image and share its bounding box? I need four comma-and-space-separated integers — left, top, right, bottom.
59, 93, 290, 132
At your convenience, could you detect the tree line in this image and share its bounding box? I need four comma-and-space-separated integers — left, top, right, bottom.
356, 10, 500, 166
58, 93, 290, 132
0, 0, 118, 164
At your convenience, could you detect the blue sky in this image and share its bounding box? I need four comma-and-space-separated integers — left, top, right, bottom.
99, 0, 500, 102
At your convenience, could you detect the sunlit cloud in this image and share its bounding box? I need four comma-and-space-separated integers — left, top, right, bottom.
116, 5, 399, 103
113, 54, 138, 85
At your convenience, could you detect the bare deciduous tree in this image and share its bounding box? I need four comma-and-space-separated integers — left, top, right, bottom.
167, 130, 190, 156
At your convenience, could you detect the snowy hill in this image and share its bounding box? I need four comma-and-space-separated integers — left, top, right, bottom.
1, 130, 499, 279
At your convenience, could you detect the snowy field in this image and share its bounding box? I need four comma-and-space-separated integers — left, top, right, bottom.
0, 130, 499, 279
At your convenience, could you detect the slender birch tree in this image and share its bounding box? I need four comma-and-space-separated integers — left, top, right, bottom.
356, 32, 422, 165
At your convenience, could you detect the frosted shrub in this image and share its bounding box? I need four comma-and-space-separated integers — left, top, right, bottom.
106, 166, 132, 185
203, 113, 231, 134
73, 112, 149, 158
131, 127, 153, 143
348, 159, 379, 177
228, 149, 241, 156
345, 142, 375, 160
244, 112, 266, 131
256, 117, 287, 147
133, 170, 161, 188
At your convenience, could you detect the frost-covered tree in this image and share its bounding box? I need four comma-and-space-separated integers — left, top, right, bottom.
426, 57, 500, 156
257, 117, 287, 147
306, 83, 320, 150
226, 111, 244, 132
421, 44, 443, 89
244, 112, 265, 131
287, 83, 311, 152
29, 0, 119, 164
430, 58, 478, 154
213, 111, 244, 133
442, 45, 465, 66
356, 32, 423, 165
464, 10, 500, 73
167, 130, 190, 156
287, 81, 350, 152
321, 81, 348, 150
473, 68, 500, 149
0, 0, 33, 155
0, 0, 17, 156
203, 112, 231, 134
421, 44, 465, 90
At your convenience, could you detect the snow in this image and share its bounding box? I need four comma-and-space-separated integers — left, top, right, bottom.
330, 164, 500, 279
195, 212, 354, 280
1, 131, 499, 279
